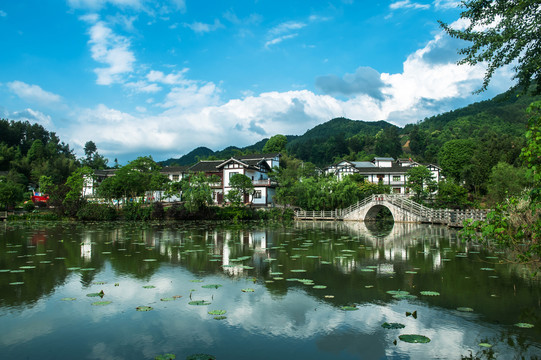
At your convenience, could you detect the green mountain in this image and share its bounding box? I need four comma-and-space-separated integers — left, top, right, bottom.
161, 92, 539, 171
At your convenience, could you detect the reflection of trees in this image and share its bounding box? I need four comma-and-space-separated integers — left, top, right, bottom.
1, 220, 540, 346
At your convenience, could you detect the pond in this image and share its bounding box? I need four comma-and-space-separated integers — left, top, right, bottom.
0, 221, 540, 360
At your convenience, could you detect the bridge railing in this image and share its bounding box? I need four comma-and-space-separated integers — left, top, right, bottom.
295, 194, 491, 225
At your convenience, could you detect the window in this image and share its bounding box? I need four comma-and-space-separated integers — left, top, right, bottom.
254, 190, 262, 199
393, 188, 401, 194
172, 175, 179, 181
229, 172, 238, 179
393, 175, 401, 182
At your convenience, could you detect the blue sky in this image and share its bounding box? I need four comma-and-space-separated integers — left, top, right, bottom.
0, 0, 515, 164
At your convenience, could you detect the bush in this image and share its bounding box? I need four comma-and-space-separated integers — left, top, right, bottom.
150, 202, 165, 220
76, 203, 118, 221
23, 202, 35, 212
215, 206, 257, 221
122, 202, 151, 221
257, 207, 294, 222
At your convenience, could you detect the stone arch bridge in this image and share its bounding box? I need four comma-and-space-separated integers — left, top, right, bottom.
294, 194, 489, 227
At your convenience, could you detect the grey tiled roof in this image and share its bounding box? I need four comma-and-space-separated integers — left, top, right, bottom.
188, 160, 223, 172
161, 165, 189, 174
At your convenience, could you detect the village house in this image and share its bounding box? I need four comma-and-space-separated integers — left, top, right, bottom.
324, 157, 443, 195
216, 153, 280, 206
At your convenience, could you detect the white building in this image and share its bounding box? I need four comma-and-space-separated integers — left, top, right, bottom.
324, 157, 443, 195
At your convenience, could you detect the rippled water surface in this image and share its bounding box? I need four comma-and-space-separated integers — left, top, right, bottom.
1, 221, 540, 360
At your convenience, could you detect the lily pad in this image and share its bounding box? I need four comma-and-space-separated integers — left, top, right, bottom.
188, 300, 211, 306
480, 268, 495, 271
67, 267, 81, 271
155, 353, 176, 360
91, 301, 112, 306
208, 310, 226, 315
201, 284, 222, 289
20, 266, 36, 269
341, 306, 358, 311
161, 297, 175, 301
190, 279, 203, 283
399, 334, 431, 343
241, 288, 255, 292
381, 322, 406, 329
457, 307, 474, 312
515, 322, 534, 328
9, 282, 24, 285
313, 285, 327, 289
143, 285, 156, 289
387, 290, 409, 296
61, 297, 77, 301
479, 343, 492, 348
136, 306, 154, 311
213, 316, 227, 320
143, 259, 158, 262
86, 292, 104, 298
420, 291, 440, 296
290, 269, 306, 273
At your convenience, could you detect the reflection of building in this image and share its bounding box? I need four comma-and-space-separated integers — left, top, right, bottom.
324, 157, 443, 194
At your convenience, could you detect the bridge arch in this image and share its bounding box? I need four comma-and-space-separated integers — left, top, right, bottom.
364, 204, 394, 222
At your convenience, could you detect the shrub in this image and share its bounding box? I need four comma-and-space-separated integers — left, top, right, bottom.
122, 202, 151, 221
76, 203, 117, 221
23, 202, 35, 212
150, 202, 165, 220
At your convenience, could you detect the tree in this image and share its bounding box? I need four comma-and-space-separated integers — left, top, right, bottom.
438, 139, 476, 182
439, 0, 541, 94
81, 141, 108, 170
0, 179, 24, 209
521, 101, 541, 202
487, 162, 529, 204
435, 180, 470, 209
406, 166, 437, 203
262, 134, 287, 153
227, 173, 254, 205
181, 172, 217, 213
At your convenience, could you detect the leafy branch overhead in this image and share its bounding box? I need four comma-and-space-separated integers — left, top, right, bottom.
439, 0, 541, 94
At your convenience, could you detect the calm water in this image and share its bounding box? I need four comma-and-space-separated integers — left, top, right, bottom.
1, 221, 540, 360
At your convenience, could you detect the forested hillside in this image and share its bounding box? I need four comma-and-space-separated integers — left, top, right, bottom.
0, 119, 77, 186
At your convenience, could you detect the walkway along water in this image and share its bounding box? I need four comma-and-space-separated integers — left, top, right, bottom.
294, 194, 489, 227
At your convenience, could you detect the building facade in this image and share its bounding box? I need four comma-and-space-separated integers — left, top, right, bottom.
324, 157, 443, 195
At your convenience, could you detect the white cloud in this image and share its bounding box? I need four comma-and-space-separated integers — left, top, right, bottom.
184, 19, 224, 33
147, 69, 189, 84
433, 0, 460, 10
124, 81, 162, 93
9, 108, 53, 127
7, 81, 62, 104
160, 82, 221, 110
390, 0, 430, 10
85, 19, 136, 85
269, 21, 306, 35
265, 33, 298, 48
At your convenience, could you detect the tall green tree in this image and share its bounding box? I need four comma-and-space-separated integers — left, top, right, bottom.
81, 141, 108, 170
487, 162, 529, 204
227, 174, 254, 205
181, 172, 217, 213
0, 179, 24, 209
262, 134, 287, 153
406, 166, 437, 203
439, 0, 541, 94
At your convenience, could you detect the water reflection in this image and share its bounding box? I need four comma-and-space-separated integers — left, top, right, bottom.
1, 221, 540, 359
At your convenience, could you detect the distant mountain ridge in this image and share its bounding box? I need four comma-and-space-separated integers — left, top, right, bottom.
160, 91, 540, 168
159, 118, 390, 166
